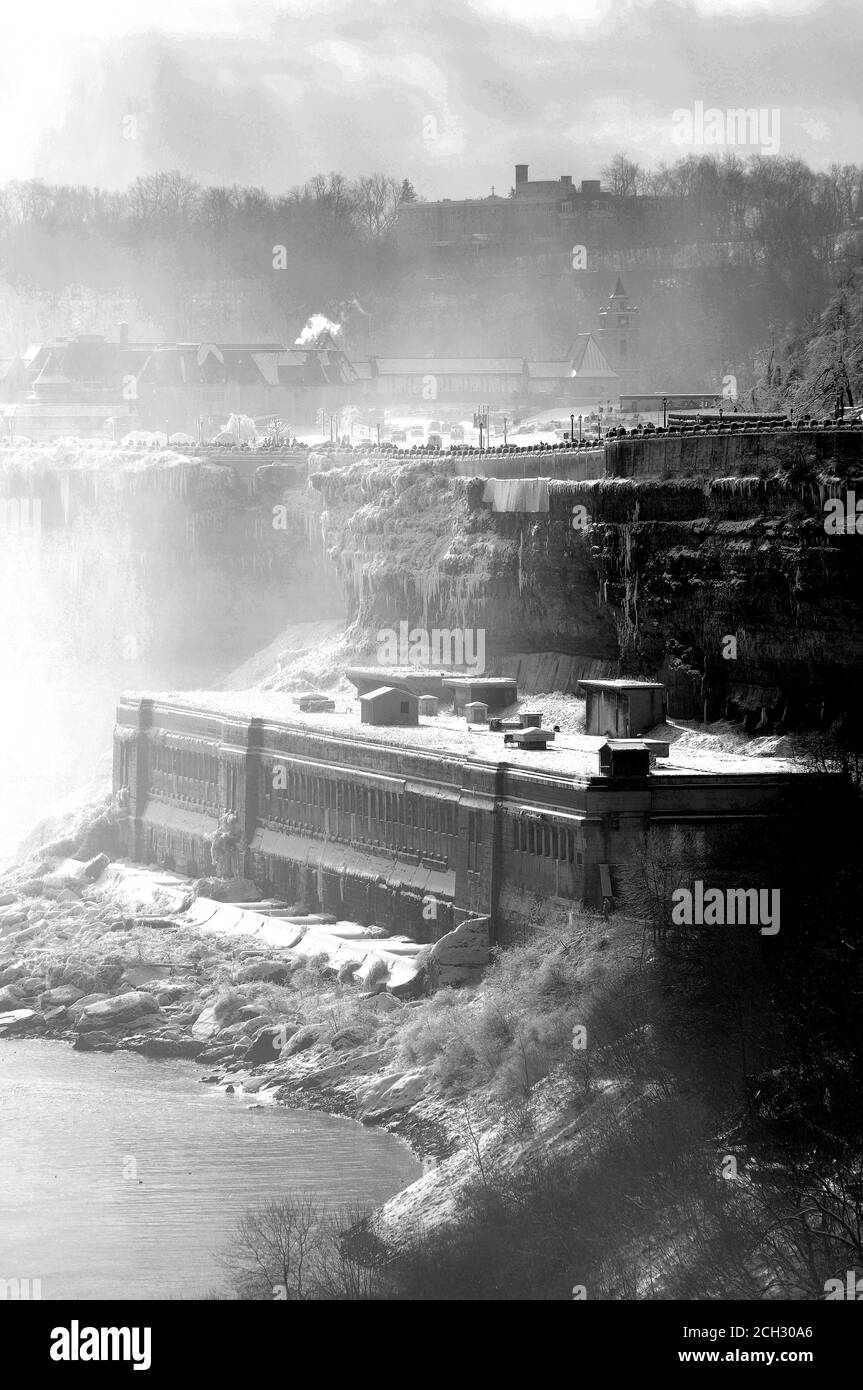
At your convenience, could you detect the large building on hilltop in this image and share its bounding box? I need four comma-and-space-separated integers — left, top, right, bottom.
396, 164, 616, 261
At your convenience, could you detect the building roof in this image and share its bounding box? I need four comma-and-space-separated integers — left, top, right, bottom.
569, 334, 619, 380
442, 676, 518, 689
528, 360, 574, 379
579, 679, 665, 692
146, 690, 800, 781
373, 357, 526, 376
360, 686, 416, 703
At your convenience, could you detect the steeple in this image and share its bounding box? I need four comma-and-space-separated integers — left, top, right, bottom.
596, 278, 640, 389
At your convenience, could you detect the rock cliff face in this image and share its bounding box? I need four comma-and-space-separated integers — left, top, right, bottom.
311, 450, 863, 723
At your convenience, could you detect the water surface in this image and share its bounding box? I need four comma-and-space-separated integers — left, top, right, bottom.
0, 1039, 419, 1299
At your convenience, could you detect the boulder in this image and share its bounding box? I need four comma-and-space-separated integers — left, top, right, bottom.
426, 916, 490, 988
13, 976, 44, 997
83, 854, 110, 881
0, 913, 28, 935
281, 1023, 322, 1056
3, 925, 39, 944
66, 993, 110, 1019
337, 959, 362, 984
191, 1004, 221, 1040
0, 891, 18, 907
243, 1026, 288, 1066
357, 1069, 427, 1122
152, 984, 194, 1005
235, 958, 290, 985
239, 1014, 272, 1036
75, 991, 161, 1033
73, 1030, 116, 1051
195, 877, 262, 903
217, 1022, 249, 1041
330, 1028, 365, 1051
0, 964, 24, 987
241, 1075, 272, 1094
0, 985, 22, 1013
0, 1008, 41, 1035
39, 985, 85, 1008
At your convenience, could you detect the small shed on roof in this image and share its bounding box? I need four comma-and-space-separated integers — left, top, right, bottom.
359, 686, 419, 727
597, 739, 651, 778
504, 727, 556, 751
578, 679, 666, 738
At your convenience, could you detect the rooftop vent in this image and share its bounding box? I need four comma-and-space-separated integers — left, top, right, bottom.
504, 727, 556, 750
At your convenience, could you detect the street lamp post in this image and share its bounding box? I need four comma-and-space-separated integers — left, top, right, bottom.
662, 396, 668, 428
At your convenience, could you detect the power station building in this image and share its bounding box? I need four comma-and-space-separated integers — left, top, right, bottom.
114, 691, 801, 947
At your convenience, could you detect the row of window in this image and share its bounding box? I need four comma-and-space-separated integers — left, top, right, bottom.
260, 765, 459, 860
513, 817, 581, 863
141, 748, 582, 869
149, 743, 224, 807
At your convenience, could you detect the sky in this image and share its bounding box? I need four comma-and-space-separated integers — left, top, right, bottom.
0, 0, 860, 196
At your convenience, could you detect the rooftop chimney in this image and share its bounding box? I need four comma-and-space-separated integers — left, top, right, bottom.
515, 164, 528, 186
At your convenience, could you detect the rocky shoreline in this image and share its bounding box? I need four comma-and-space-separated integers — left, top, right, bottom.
0, 840, 472, 1214
2, 799, 639, 1249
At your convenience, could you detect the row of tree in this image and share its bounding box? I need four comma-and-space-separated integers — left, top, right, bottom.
602, 152, 862, 253
0, 172, 416, 244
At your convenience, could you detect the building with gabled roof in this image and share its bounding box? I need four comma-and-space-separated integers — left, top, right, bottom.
0, 325, 360, 438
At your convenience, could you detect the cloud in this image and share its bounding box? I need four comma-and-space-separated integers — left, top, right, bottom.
7, 0, 862, 194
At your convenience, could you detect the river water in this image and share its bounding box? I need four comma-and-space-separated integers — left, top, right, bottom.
0, 1039, 419, 1300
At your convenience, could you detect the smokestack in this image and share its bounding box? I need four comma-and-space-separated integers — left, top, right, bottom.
515, 164, 528, 187
118, 322, 129, 347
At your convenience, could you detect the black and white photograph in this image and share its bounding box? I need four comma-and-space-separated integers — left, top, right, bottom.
0, 0, 861, 1352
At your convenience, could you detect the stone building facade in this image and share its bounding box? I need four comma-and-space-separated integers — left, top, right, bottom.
115, 696, 800, 946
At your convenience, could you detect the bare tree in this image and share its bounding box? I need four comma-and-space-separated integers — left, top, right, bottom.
354, 173, 402, 241
601, 154, 645, 199
218, 1194, 321, 1300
